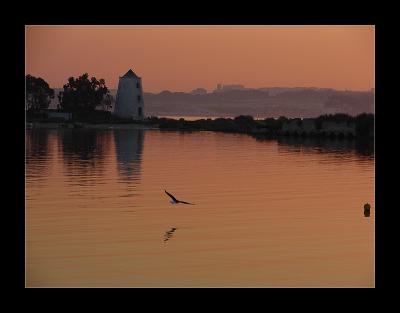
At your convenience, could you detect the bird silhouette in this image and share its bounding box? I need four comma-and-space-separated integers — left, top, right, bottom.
164, 190, 195, 205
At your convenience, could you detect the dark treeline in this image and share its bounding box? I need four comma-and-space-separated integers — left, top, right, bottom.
26, 75, 55, 111
148, 113, 374, 140
58, 73, 112, 112
26, 74, 117, 123
26, 73, 113, 113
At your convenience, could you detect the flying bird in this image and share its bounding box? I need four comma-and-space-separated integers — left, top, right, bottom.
164, 190, 195, 205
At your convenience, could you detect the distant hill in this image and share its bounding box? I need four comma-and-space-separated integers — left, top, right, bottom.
142, 87, 374, 118
49, 87, 374, 118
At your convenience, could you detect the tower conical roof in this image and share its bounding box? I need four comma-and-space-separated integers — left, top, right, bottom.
122, 69, 139, 78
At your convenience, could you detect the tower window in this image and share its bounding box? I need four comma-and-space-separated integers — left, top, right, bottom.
138, 107, 142, 116
137, 82, 140, 88
137, 95, 141, 102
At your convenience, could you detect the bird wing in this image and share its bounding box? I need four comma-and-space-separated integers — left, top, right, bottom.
165, 190, 178, 202
178, 200, 195, 205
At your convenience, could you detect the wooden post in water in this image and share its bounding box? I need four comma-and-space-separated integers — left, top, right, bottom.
364, 203, 371, 217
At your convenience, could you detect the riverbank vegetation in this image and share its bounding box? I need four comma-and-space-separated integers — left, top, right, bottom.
26, 75, 55, 111
149, 113, 374, 140
26, 74, 112, 114
58, 73, 112, 112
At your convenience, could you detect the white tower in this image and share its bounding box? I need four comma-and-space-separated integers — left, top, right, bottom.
114, 69, 145, 119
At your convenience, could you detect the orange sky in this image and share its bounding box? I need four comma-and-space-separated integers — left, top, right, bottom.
26, 25, 374, 92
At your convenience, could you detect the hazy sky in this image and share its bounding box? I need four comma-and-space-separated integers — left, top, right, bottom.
26, 25, 374, 92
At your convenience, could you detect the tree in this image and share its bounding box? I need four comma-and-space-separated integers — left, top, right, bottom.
264, 117, 280, 131
233, 115, 256, 133
26, 75, 54, 111
315, 113, 353, 129
276, 116, 289, 128
59, 73, 110, 112
355, 113, 374, 138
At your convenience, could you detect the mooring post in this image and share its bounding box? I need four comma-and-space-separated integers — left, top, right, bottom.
364, 203, 371, 217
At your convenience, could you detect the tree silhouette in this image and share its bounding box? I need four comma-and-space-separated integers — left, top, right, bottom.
58, 73, 110, 112
234, 115, 256, 132
355, 113, 374, 138
315, 113, 353, 129
26, 75, 54, 111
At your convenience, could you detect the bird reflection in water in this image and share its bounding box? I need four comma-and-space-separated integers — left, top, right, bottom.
164, 227, 177, 243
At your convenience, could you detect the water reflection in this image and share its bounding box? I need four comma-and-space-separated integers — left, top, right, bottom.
355, 139, 374, 157
163, 227, 177, 243
113, 129, 144, 182
27, 129, 374, 286
273, 137, 374, 158
26, 129, 50, 158
58, 129, 112, 185
59, 129, 111, 160
26, 130, 53, 181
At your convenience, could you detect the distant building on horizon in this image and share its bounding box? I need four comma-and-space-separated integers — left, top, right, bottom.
214, 84, 245, 93
114, 69, 145, 119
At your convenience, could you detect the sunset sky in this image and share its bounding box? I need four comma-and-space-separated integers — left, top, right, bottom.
26, 25, 374, 93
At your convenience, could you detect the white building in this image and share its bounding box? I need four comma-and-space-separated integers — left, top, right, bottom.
114, 69, 145, 119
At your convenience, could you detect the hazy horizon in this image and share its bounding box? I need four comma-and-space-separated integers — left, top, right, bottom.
45, 84, 373, 94
26, 25, 374, 93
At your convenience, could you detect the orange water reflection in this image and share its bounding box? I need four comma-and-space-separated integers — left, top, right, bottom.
26, 129, 374, 287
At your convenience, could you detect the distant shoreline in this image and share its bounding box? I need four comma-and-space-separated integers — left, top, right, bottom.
26, 122, 158, 130
26, 118, 374, 158
26, 114, 374, 143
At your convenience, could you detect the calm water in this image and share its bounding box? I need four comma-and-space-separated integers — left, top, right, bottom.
26, 129, 374, 287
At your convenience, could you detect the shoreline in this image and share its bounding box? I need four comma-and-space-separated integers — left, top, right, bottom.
26, 122, 159, 130
26, 119, 374, 156
26, 114, 374, 143
26, 120, 374, 142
